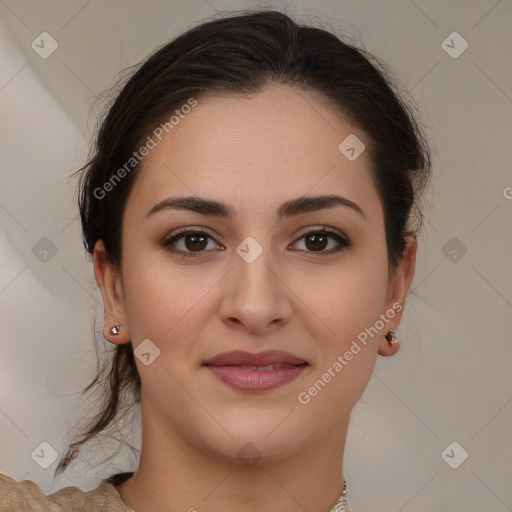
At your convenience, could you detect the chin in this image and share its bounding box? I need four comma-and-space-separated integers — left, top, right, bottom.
196, 414, 310, 467
216, 436, 298, 468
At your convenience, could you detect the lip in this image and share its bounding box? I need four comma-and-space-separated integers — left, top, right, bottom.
203, 350, 307, 367
203, 350, 309, 391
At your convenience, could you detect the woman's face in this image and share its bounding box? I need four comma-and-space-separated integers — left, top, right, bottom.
96, 84, 414, 464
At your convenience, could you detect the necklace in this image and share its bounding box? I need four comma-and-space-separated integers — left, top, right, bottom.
329, 480, 350, 512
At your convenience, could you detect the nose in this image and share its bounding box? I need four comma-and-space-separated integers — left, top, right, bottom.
219, 248, 293, 335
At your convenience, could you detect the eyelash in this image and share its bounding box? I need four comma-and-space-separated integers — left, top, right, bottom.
161, 226, 350, 258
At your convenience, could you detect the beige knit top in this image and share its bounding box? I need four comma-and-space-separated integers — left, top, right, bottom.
0, 472, 135, 512
0, 471, 351, 511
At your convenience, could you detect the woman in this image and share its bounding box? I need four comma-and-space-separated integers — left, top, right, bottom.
0, 8, 430, 512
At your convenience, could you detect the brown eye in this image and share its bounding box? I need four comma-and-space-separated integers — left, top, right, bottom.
292, 229, 350, 255
304, 233, 329, 251
162, 229, 221, 258
183, 233, 208, 251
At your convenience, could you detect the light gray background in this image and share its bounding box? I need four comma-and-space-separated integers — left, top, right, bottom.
1, 1, 511, 511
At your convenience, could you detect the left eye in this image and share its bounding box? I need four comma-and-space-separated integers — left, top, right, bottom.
162, 228, 349, 257
291, 229, 349, 254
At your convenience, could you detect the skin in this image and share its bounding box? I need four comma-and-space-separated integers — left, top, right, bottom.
94, 84, 416, 512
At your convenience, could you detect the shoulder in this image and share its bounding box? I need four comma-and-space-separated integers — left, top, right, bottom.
0, 472, 134, 511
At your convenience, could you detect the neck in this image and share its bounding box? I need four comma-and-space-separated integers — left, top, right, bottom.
116, 393, 349, 512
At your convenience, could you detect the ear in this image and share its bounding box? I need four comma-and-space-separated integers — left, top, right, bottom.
378, 235, 417, 356
93, 239, 131, 345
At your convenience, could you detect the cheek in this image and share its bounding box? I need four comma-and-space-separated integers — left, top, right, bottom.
297, 250, 389, 337
295, 246, 389, 404
296, 263, 388, 419
121, 249, 217, 350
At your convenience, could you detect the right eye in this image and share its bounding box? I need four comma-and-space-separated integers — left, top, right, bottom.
162, 229, 224, 258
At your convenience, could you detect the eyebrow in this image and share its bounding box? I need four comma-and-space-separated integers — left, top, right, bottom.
145, 194, 366, 220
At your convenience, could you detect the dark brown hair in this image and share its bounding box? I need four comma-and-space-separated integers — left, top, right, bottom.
54, 8, 431, 477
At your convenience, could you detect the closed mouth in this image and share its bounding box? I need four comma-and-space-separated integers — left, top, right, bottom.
203, 349, 308, 368
202, 350, 309, 391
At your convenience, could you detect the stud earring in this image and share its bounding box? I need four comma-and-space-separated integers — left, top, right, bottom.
385, 330, 398, 344
110, 324, 121, 335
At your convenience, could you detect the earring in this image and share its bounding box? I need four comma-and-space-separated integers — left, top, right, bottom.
385, 330, 398, 344
110, 324, 121, 335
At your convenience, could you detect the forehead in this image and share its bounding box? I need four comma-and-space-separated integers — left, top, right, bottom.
125, 84, 382, 224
